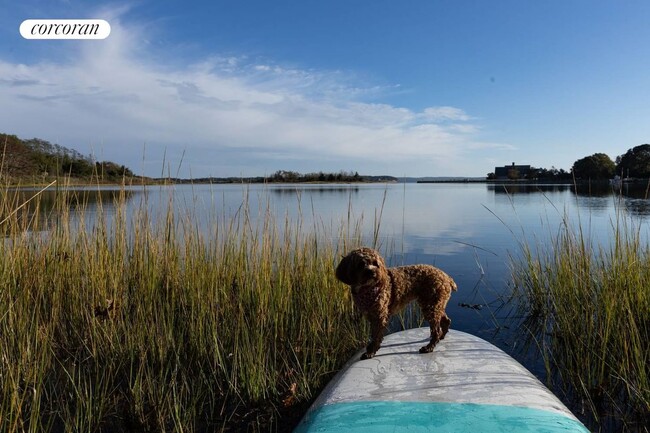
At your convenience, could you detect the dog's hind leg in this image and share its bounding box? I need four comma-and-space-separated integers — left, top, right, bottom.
419, 306, 446, 354
440, 313, 451, 340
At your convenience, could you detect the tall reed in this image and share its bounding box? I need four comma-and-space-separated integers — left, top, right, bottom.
0, 181, 369, 432
511, 208, 649, 429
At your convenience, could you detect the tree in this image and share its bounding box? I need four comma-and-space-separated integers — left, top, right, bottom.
571, 153, 616, 180
63, 158, 94, 176
616, 144, 650, 178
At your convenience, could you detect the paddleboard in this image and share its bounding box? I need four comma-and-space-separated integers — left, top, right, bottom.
295, 328, 589, 432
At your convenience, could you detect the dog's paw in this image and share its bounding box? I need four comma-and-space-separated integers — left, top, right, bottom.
360, 352, 374, 360
419, 345, 434, 354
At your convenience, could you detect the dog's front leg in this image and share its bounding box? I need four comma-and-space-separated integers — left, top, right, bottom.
361, 315, 388, 360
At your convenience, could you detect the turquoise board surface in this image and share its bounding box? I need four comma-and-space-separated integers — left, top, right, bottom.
295, 401, 590, 433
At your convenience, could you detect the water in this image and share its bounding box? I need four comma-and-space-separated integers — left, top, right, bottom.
12, 181, 650, 429
17, 182, 649, 345
35, 181, 646, 327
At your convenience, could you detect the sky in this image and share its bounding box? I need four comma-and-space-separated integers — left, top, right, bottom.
1, 1, 650, 178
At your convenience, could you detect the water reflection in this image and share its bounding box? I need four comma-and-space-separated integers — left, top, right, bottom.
486, 182, 650, 218
9, 182, 650, 237
2, 187, 136, 231
269, 185, 362, 195
488, 181, 650, 199
488, 183, 573, 195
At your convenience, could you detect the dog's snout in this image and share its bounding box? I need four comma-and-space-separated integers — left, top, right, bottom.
363, 264, 377, 278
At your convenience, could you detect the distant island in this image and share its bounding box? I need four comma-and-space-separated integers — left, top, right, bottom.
162, 170, 398, 184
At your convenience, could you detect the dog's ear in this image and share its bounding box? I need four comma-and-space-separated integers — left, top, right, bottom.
335, 254, 355, 285
375, 254, 386, 269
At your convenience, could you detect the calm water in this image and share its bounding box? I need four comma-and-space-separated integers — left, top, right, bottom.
14, 181, 650, 429
21, 182, 650, 345
35, 182, 647, 332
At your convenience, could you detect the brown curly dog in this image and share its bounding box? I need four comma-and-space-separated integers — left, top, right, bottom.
336, 247, 457, 360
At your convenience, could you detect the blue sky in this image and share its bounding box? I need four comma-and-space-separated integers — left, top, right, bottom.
1, 1, 650, 178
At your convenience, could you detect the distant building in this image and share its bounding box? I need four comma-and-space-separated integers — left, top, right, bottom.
494, 162, 532, 180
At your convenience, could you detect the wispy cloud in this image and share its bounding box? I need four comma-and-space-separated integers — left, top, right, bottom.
0, 7, 514, 177
421, 107, 472, 122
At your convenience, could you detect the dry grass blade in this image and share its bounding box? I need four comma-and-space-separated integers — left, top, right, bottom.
0, 180, 57, 226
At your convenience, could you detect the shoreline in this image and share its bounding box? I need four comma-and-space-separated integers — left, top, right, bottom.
417, 178, 650, 185
5, 177, 650, 189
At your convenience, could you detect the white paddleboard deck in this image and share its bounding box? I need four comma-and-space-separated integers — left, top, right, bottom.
295, 328, 589, 432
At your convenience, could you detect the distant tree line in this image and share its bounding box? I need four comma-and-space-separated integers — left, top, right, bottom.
572, 144, 650, 180
1, 133, 135, 182
487, 144, 650, 181
486, 166, 571, 181
527, 167, 572, 181
266, 170, 363, 183
169, 171, 397, 184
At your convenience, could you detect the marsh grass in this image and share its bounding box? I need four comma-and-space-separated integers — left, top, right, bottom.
511, 202, 649, 429
0, 180, 369, 432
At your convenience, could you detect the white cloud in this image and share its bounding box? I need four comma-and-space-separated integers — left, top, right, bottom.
421, 106, 472, 122
0, 8, 514, 177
